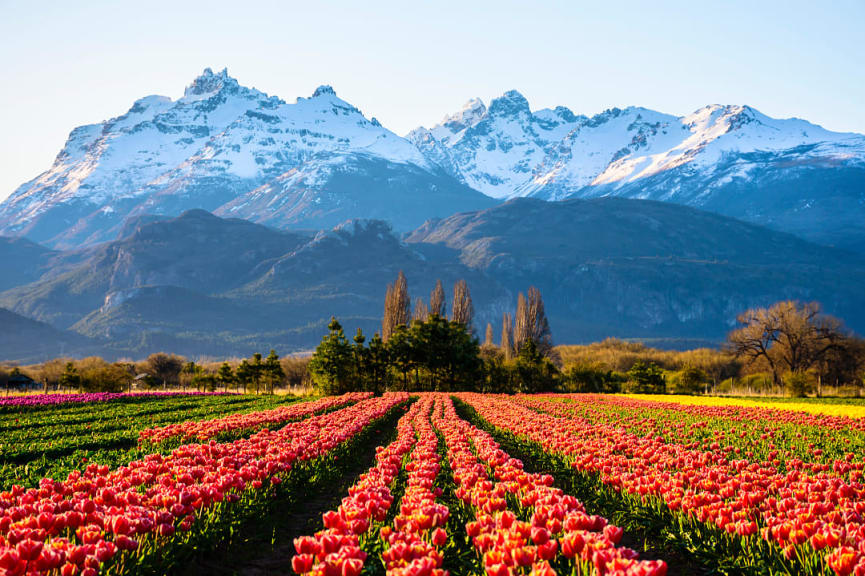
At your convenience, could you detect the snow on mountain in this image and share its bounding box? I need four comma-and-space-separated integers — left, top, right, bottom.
409, 93, 865, 250
411, 95, 865, 200
0, 68, 481, 247
408, 90, 581, 199
3, 73, 865, 251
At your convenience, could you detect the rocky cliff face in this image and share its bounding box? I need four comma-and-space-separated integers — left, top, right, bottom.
2, 201, 864, 360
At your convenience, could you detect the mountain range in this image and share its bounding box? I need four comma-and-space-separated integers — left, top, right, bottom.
1, 68, 863, 252
2, 201, 864, 362
409, 95, 865, 252
2, 69, 865, 361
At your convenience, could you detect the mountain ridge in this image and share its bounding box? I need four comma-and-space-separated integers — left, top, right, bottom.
2, 70, 864, 251
409, 93, 865, 250
0, 68, 494, 248
2, 200, 864, 360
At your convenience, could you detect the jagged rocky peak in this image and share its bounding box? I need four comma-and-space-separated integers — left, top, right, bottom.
312, 84, 337, 98
183, 67, 239, 97
488, 89, 531, 117
441, 98, 488, 131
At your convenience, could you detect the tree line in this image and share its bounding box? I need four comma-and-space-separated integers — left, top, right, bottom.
6, 297, 863, 398
308, 272, 560, 394
558, 300, 865, 397
1, 351, 312, 395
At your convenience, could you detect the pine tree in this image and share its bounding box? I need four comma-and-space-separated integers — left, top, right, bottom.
429, 279, 446, 318
308, 317, 353, 394
352, 328, 369, 390
367, 332, 390, 393
236, 360, 253, 393
216, 362, 235, 392
263, 349, 284, 394
250, 353, 264, 394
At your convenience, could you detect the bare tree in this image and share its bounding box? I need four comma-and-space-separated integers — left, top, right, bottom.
429, 279, 446, 318
451, 280, 474, 329
728, 300, 848, 387
512, 288, 555, 360
145, 353, 185, 389
501, 312, 515, 359
383, 271, 411, 341
484, 322, 495, 347
526, 287, 554, 357
513, 292, 529, 353
412, 297, 429, 323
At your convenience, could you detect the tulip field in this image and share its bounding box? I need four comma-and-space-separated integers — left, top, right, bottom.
2, 393, 865, 575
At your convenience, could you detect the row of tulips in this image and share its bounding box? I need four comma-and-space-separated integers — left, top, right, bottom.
523, 395, 865, 479
0, 393, 407, 576
434, 395, 667, 576
137, 393, 371, 444
0, 394, 293, 491
380, 397, 449, 576
0, 392, 234, 409
460, 394, 865, 576
292, 396, 430, 576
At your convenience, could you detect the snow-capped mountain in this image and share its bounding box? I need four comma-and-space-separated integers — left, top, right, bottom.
409, 94, 865, 251
3, 73, 865, 251
0, 69, 492, 247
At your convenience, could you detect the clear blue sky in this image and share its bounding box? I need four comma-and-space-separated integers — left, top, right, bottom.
2, 0, 863, 201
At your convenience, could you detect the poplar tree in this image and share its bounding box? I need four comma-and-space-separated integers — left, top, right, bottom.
451, 279, 474, 330
412, 297, 430, 323
513, 287, 555, 360
501, 312, 515, 359
513, 292, 529, 353
382, 271, 411, 341
526, 287, 554, 357
429, 279, 446, 318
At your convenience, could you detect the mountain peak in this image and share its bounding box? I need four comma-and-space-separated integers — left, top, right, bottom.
183, 67, 238, 98
440, 98, 487, 131
488, 90, 530, 117
312, 84, 337, 98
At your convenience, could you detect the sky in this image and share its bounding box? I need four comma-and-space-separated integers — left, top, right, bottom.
1, 0, 864, 201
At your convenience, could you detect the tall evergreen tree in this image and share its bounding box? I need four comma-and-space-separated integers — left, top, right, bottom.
367, 332, 390, 393
250, 352, 264, 394
309, 317, 354, 394
236, 360, 253, 393
263, 349, 285, 394
216, 362, 235, 392
352, 328, 369, 390
387, 324, 415, 391
484, 322, 495, 347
